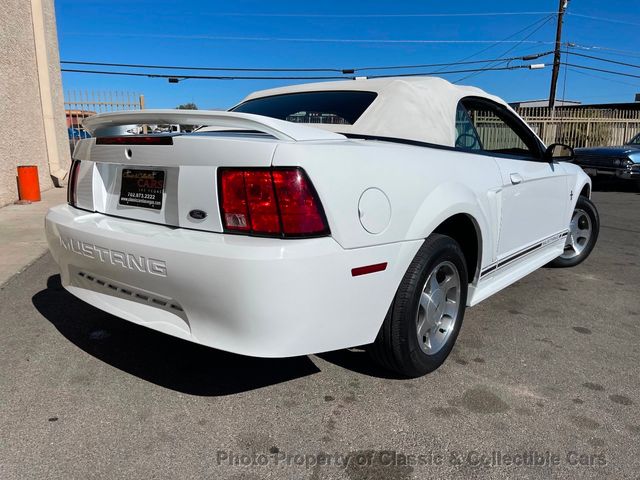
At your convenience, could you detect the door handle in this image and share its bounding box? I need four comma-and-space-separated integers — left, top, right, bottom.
510, 173, 523, 185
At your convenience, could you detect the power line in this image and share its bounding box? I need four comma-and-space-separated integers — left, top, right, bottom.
454, 14, 555, 83
61, 60, 344, 73
567, 51, 640, 69
433, 14, 555, 75
355, 52, 551, 72
59, 69, 351, 80
567, 67, 640, 88
60, 52, 553, 75
562, 63, 640, 80
455, 15, 554, 82
558, 44, 570, 139
567, 12, 640, 28
368, 64, 537, 79
204, 11, 558, 18
561, 45, 570, 105
61, 64, 541, 81
60, 31, 558, 45
568, 43, 640, 59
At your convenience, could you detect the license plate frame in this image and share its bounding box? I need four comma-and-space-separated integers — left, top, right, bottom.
119, 168, 165, 210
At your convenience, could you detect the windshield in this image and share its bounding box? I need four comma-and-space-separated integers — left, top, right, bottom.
231, 91, 377, 125
627, 133, 640, 145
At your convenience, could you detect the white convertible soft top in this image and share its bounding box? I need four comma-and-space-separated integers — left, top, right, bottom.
241, 76, 511, 147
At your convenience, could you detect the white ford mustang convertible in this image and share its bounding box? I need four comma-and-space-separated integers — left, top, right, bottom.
46, 77, 599, 377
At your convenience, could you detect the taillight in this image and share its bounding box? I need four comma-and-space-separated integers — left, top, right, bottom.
244, 170, 280, 234
67, 160, 81, 206
218, 167, 329, 238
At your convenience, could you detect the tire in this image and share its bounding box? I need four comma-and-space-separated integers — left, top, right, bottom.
547, 195, 599, 268
368, 234, 468, 378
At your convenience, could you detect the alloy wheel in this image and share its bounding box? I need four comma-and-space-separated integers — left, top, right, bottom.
416, 261, 461, 355
561, 208, 592, 260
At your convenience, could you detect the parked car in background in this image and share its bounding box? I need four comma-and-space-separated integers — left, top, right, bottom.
574, 132, 640, 189
68, 127, 91, 140
46, 77, 598, 377
68, 127, 91, 155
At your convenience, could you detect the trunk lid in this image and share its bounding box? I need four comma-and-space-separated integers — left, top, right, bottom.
73, 110, 344, 233
72, 133, 278, 233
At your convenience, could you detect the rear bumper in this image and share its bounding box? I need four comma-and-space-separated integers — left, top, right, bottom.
45, 204, 421, 357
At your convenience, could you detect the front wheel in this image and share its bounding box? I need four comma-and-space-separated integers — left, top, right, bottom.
368, 234, 468, 377
547, 196, 599, 268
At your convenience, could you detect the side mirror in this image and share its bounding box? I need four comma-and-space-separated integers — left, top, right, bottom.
544, 143, 574, 162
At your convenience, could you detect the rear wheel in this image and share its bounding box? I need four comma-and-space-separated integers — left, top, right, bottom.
547, 195, 599, 268
368, 234, 468, 377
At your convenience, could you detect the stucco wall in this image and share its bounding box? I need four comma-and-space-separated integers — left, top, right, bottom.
0, 0, 69, 207
42, 0, 71, 183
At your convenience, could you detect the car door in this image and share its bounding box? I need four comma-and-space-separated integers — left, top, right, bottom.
459, 98, 569, 260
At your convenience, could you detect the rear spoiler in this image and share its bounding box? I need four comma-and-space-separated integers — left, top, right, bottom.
82, 109, 345, 142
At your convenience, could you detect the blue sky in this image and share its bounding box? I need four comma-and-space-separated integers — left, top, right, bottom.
56, 0, 640, 109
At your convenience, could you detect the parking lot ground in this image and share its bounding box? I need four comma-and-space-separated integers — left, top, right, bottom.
0, 188, 639, 479
0, 187, 67, 286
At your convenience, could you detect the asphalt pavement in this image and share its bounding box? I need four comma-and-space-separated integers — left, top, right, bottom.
1, 183, 639, 479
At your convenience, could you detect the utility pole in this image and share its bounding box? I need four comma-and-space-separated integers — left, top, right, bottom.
549, 0, 569, 108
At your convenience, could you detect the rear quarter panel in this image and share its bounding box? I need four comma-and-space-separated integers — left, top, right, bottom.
273, 140, 502, 270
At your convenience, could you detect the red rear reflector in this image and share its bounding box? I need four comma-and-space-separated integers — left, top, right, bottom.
96, 136, 173, 145
351, 262, 388, 277
218, 167, 329, 238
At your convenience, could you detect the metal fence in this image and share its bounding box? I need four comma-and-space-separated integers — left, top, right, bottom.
64, 90, 144, 149
63, 91, 639, 150
515, 107, 640, 148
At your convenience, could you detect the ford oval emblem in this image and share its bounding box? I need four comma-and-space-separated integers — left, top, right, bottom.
189, 209, 207, 220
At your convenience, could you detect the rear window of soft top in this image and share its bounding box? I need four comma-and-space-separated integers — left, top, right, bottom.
231, 91, 377, 125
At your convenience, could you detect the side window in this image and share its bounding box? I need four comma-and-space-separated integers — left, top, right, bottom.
455, 104, 482, 150
461, 98, 541, 159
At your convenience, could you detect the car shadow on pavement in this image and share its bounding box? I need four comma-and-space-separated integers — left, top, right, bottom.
317, 350, 406, 380
32, 275, 320, 396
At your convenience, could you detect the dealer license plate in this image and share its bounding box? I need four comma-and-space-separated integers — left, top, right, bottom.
119, 169, 165, 210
